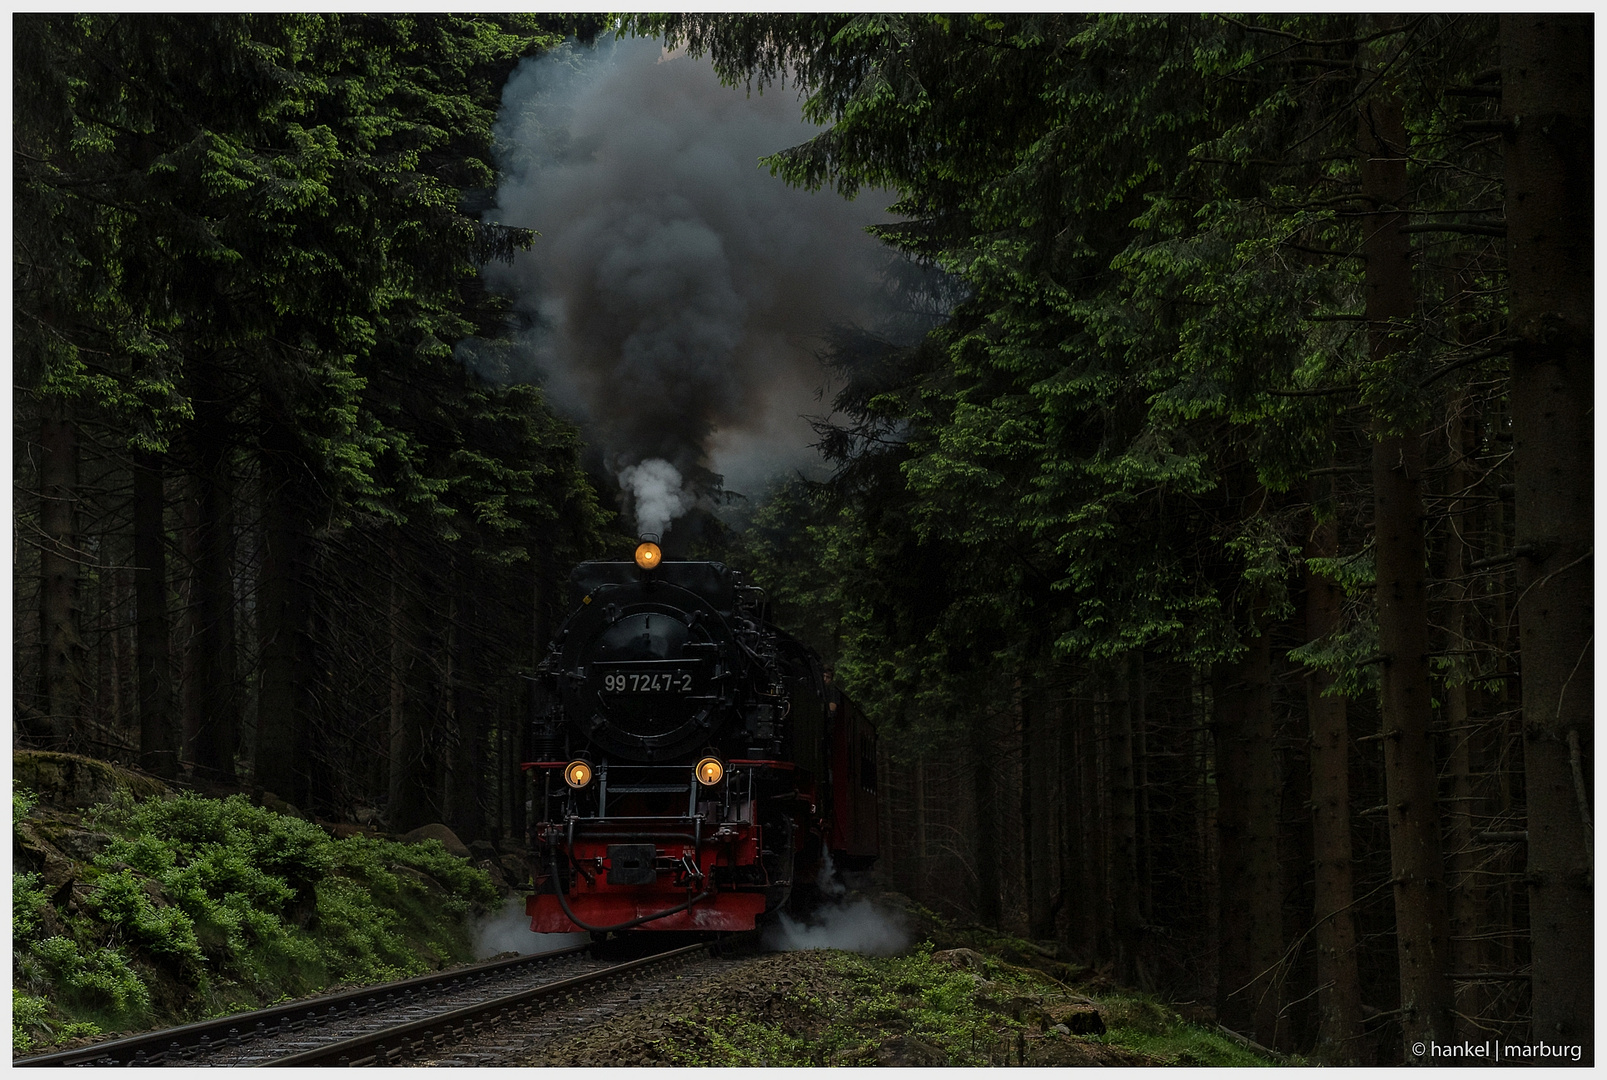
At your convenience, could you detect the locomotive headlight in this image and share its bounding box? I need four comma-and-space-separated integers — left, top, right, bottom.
694, 756, 725, 787
563, 759, 594, 789
634, 541, 662, 570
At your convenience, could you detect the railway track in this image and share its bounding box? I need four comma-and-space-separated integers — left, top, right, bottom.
16, 934, 756, 1068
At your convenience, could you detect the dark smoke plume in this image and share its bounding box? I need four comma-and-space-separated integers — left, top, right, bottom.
481, 36, 888, 536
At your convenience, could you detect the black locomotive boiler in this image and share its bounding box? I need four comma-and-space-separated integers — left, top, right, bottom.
523, 543, 879, 934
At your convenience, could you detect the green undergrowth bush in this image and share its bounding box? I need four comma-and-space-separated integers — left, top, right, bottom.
13, 788, 499, 1055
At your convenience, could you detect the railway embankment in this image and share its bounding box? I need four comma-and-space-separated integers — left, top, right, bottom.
528, 897, 1288, 1068
12, 752, 503, 1056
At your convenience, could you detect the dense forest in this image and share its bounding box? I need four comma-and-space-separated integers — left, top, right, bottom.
14, 13, 612, 846
13, 13, 1592, 1065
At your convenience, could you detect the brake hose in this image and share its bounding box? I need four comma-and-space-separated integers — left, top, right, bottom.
548, 855, 714, 934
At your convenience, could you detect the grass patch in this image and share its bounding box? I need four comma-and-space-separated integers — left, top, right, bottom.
1089, 989, 1290, 1066
660, 948, 1030, 1067
1098, 1019, 1284, 1066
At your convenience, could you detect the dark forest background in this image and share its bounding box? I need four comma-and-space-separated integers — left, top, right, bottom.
13, 14, 1592, 1065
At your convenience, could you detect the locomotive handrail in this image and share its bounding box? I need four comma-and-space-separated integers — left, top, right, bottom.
555, 831, 714, 841
563, 814, 705, 822
546, 813, 715, 843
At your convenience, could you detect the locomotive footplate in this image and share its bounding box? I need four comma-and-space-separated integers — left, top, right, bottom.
525, 890, 767, 933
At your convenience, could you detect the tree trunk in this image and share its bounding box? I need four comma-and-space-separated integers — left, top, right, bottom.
1058, 700, 1085, 953
1060, 697, 1086, 951
1213, 627, 1282, 1047
113, 566, 131, 747
388, 536, 430, 832
1441, 393, 1486, 1035
1360, 76, 1455, 1052
1081, 698, 1110, 962
1026, 679, 1057, 940
185, 376, 238, 781
914, 754, 928, 903
38, 399, 83, 748
1109, 660, 1143, 984
1502, 14, 1594, 1055
517, 529, 556, 843
95, 535, 114, 742
1198, 668, 1217, 994
971, 707, 1002, 926
444, 564, 486, 843
1020, 684, 1035, 933
1134, 663, 1152, 923
256, 426, 307, 804
133, 450, 178, 779
1305, 488, 1365, 1064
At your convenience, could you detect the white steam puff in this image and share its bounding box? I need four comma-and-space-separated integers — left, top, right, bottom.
485, 35, 888, 497
619, 457, 694, 539
763, 900, 911, 957
474, 896, 587, 958
763, 851, 910, 956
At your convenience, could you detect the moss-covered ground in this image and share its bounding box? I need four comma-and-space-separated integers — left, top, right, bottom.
529, 912, 1288, 1068
13, 785, 499, 1056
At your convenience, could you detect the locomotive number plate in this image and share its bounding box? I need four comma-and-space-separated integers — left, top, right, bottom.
599, 668, 696, 694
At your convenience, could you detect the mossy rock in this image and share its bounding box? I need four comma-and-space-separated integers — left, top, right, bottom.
14, 819, 78, 887
390, 864, 450, 894
930, 947, 988, 972
875, 1035, 950, 1067
15, 751, 170, 812
1099, 996, 1176, 1035
399, 823, 470, 858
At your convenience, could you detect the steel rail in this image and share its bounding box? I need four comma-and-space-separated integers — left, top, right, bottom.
262, 933, 756, 1067
14, 942, 591, 1068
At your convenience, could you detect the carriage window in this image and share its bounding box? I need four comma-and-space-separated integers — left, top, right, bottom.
859, 733, 877, 793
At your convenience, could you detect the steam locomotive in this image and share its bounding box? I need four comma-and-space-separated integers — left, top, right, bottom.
522, 543, 878, 934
